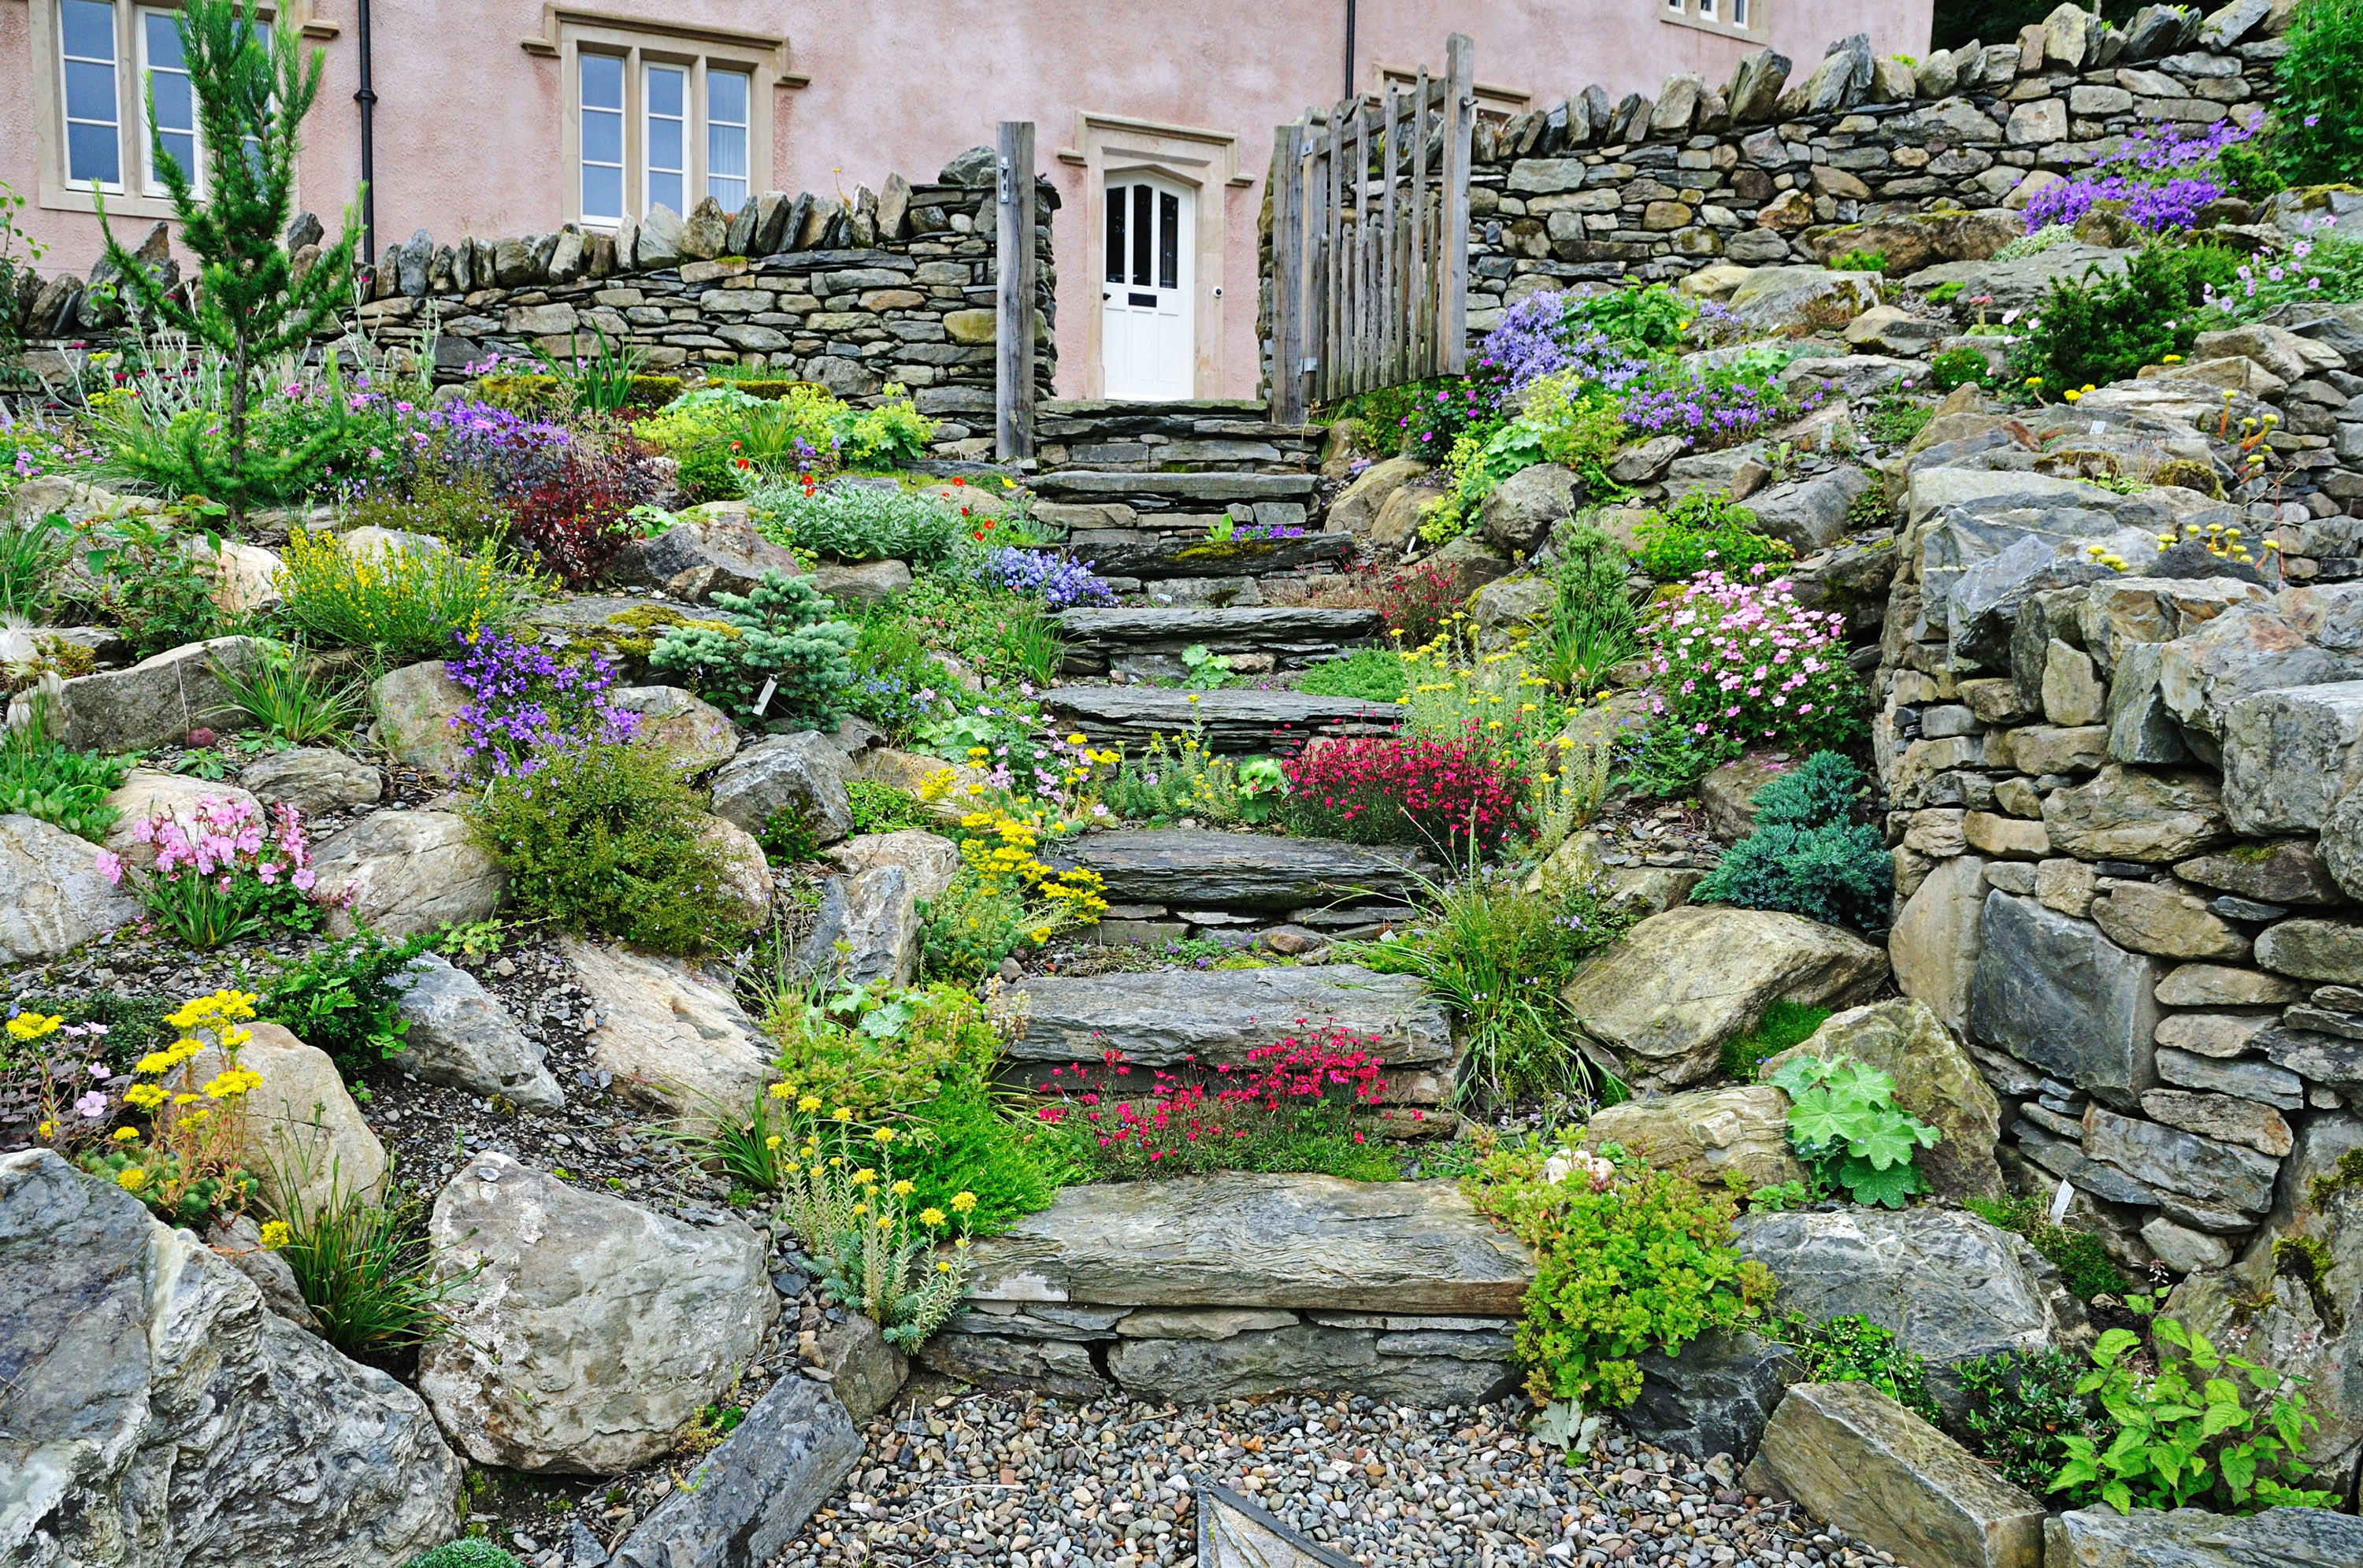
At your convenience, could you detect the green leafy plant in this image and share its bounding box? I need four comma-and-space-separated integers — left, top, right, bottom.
1770, 1312, 1942, 1425
1178, 643, 1233, 690
90, 0, 362, 527
1564, 283, 1692, 350
2053, 1307, 2339, 1514
1719, 999, 1831, 1082
756, 484, 962, 564
73, 513, 236, 660
212, 638, 362, 743
1538, 523, 1639, 694
0, 705, 131, 842
847, 779, 930, 834
1966, 1193, 2129, 1302
2273, 0, 2363, 187
1958, 1348, 2112, 1496
530, 321, 649, 413
470, 740, 759, 954
1827, 248, 1889, 274
1632, 491, 1794, 582
273, 1161, 473, 1358
1297, 647, 1408, 703
1105, 725, 1252, 825
276, 527, 525, 665
254, 928, 436, 1084
647, 569, 858, 728
1928, 346, 1994, 392
1471, 1140, 1775, 1410
1768, 1055, 1941, 1208
406, 1542, 523, 1568
758, 980, 1003, 1117
1861, 393, 1933, 447
2013, 244, 2205, 399
890, 1070, 1070, 1233
0, 513, 72, 617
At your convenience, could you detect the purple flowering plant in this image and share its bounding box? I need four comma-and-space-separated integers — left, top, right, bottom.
445, 627, 640, 778
2022, 114, 2262, 234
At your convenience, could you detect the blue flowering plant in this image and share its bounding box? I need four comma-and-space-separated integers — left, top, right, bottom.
444, 628, 640, 778
975, 547, 1117, 610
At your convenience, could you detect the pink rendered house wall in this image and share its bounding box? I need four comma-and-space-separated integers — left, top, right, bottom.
1, 0, 1934, 399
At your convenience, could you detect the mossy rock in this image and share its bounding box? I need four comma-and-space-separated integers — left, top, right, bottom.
504, 596, 735, 677
475, 372, 682, 413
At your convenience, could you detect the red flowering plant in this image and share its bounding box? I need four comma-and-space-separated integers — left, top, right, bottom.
1629, 562, 1864, 795
1033, 1026, 1411, 1180
1281, 733, 1526, 856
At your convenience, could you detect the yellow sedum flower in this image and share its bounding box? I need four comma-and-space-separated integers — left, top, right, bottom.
799, 1095, 822, 1113
258, 1220, 291, 1249
952, 1190, 978, 1213
7, 1011, 63, 1041
892, 1179, 916, 1196
920, 1207, 947, 1226
117, 1166, 148, 1192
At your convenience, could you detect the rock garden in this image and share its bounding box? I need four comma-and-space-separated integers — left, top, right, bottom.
11, 3, 2363, 1568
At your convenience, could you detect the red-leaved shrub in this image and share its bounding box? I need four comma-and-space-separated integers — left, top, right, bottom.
1281, 733, 1525, 853
508, 447, 651, 585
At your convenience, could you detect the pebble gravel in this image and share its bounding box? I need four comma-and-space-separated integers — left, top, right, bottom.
769, 1389, 1909, 1568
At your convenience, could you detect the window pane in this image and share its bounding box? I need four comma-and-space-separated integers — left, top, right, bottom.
65, 58, 117, 120
143, 12, 183, 69
647, 64, 684, 119
61, 0, 115, 60
649, 169, 683, 215
1700, 0, 1716, 17
581, 52, 623, 111
583, 163, 624, 223
707, 69, 747, 128
583, 107, 622, 166
1131, 183, 1151, 287
150, 70, 193, 132
68, 121, 121, 184
1733, 0, 1749, 22
649, 117, 682, 177
1158, 191, 1179, 291
708, 169, 747, 213
1104, 185, 1125, 283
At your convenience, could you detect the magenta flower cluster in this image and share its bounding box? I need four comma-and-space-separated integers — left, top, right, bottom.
94, 795, 317, 893
1644, 565, 1855, 751
446, 627, 640, 778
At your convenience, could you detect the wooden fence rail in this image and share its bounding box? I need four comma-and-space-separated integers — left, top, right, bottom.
1267, 33, 1475, 424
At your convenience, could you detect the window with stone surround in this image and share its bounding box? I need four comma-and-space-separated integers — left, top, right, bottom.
1662, 0, 1767, 41
531, 9, 781, 231
28, 0, 321, 217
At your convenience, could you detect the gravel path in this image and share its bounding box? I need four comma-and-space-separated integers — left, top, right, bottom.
768, 1388, 1909, 1568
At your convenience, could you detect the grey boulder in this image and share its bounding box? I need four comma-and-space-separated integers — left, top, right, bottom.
604, 1375, 862, 1568
711, 730, 852, 844
313, 809, 506, 938
56, 636, 262, 754
0, 1150, 462, 1568
389, 953, 565, 1112
0, 813, 140, 961
1477, 462, 1581, 555
2046, 1506, 2363, 1568
239, 747, 384, 813
1627, 1328, 1798, 1465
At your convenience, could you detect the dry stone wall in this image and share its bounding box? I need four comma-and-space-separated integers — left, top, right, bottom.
9, 150, 1056, 458
1456, 3, 2285, 328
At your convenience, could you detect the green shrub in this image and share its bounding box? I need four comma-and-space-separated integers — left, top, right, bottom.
1861, 393, 1933, 447
1632, 491, 1793, 581
844, 610, 964, 741
1719, 999, 1831, 1081
1928, 346, 1993, 391
892, 1069, 1070, 1233
1770, 1313, 1942, 1424
848, 779, 931, 834
470, 740, 758, 954
674, 442, 749, 503
343, 471, 512, 551
477, 369, 679, 414
2053, 1307, 2340, 1514
831, 392, 937, 469
254, 928, 436, 1084
1750, 751, 1869, 829
1957, 1348, 2111, 1496
1296, 647, 1406, 702
2013, 244, 2205, 398
647, 569, 858, 729
72, 513, 235, 659
1693, 821, 1893, 929
1768, 1055, 1941, 1207
1564, 283, 1692, 350
759, 982, 1002, 1118
757, 484, 962, 563
1965, 1193, 2128, 1301
406, 1544, 524, 1568
1471, 1144, 1775, 1410
276, 527, 525, 665
1827, 248, 1888, 274
2274, 0, 2363, 187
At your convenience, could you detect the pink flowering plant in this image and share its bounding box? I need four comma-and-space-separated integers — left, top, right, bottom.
1632, 564, 1863, 794
95, 795, 328, 949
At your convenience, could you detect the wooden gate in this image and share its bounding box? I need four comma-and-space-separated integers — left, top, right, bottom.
1266, 34, 1475, 424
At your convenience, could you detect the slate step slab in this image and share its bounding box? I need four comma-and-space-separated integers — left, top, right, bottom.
1032, 469, 1320, 510
1009, 964, 1452, 1069
960, 1173, 1534, 1314
1067, 530, 1353, 582
1053, 828, 1433, 912
1045, 684, 1400, 752
1057, 607, 1381, 673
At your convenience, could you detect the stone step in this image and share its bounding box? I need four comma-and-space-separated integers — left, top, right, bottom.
924, 1173, 1526, 1405
1008, 963, 1451, 1071
1045, 684, 1400, 753
1066, 529, 1352, 584
1053, 828, 1432, 913
1056, 606, 1379, 676
1030, 469, 1321, 511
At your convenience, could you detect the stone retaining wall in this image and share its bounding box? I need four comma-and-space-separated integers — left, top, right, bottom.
7, 152, 1057, 461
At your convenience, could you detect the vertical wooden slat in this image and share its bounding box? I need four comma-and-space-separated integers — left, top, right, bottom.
994, 119, 1037, 461
1378, 84, 1398, 392
1324, 98, 1346, 402
1304, 113, 1330, 409
1267, 122, 1306, 424
1354, 95, 1372, 394
1409, 69, 1430, 380
1441, 33, 1475, 375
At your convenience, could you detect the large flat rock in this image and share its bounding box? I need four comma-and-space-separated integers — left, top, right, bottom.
1067, 532, 1353, 582
1057, 607, 1381, 672
1011, 965, 1452, 1068
2046, 1505, 2363, 1568
1043, 685, 1400, 753
1054, 828, 1433, 912
1031, 469, 1319, 507
1968, 891, 2165, 1110
961, 1173, 1534, 1314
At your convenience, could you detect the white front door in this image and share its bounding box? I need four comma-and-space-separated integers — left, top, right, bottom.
1101, 173, 1194, 401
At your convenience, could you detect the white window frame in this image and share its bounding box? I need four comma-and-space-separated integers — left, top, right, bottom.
531, 8, 784, 232
28, 0, 328, 218
1661, 0, 1768, 40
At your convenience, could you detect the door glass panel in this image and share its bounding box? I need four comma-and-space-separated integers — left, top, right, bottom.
706, 69, 749, 211
61, 0, 120, 187
1104, 185, 1126, 283
1158, 191, 1180, 291
646, 63, 685, 214
1130, 184, 1151, 287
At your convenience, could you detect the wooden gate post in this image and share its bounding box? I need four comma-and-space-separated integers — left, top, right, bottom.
1267, 123, 1307, 425
995, 120, 1037, 462
1441, 32, 1475, 375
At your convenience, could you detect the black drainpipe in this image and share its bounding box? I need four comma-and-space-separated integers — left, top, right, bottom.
354, 0, 377, 265
1344, 0, 1356, 102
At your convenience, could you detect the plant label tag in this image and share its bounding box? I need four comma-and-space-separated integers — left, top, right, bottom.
2090, 421, 2106, 436
754, 676, 779, 716
2050, 1177, 2076, 1225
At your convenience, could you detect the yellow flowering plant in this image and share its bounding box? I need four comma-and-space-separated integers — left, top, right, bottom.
770, 1102, 977, 1350
1397, 633, 1578, 780
918, 804, 1109, 980
74, 990, 265, 1228
276, 525, 529, 665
